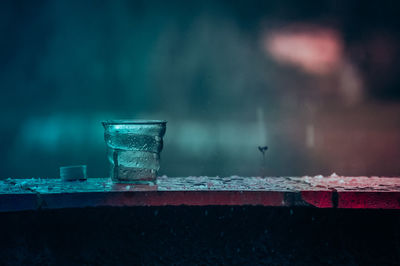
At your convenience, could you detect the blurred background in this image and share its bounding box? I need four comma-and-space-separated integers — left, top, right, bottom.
1, 0, 400, 179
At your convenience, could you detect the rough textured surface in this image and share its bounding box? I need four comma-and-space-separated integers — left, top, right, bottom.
1, 176, 400, 211
0, 206, 399, 265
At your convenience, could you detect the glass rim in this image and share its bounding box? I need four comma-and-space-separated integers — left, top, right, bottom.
102, 119, 167, 125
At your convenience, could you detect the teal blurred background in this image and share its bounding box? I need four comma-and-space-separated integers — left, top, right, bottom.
1, 0, 400, 178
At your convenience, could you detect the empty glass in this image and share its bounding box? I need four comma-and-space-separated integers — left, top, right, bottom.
102, 120, 167, 184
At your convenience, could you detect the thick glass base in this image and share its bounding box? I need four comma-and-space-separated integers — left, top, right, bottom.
111, 166, 157, 184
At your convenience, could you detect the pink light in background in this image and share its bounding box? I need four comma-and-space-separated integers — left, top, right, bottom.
264, 25, 343, 75
263, 24, 364, 105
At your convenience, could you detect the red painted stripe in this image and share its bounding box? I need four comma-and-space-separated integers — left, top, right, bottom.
102, 191, 286, 207
338, 192, 400, 209
301, 191, 333, 208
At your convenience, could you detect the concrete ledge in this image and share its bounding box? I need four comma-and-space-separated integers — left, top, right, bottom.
1, 176, 400, 212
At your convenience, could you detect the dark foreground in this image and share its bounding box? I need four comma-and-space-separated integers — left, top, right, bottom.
0, 207, 399, 265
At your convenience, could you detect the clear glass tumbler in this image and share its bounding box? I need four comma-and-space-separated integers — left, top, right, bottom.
102, 120, 167, 184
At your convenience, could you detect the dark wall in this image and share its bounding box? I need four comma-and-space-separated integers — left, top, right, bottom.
0, 207, 399, 265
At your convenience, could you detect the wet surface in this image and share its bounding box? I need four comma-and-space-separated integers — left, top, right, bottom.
2, 175, 400, 194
